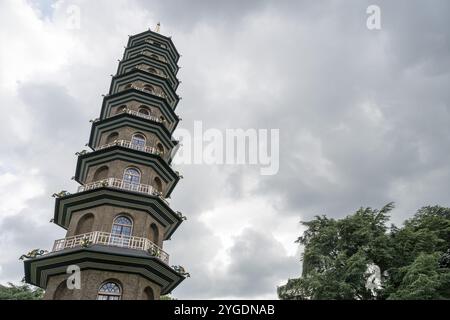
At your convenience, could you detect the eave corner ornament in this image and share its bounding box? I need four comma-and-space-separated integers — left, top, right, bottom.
19, 249, 48, 260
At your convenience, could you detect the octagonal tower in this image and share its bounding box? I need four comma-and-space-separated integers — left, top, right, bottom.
23, 27, 188, 300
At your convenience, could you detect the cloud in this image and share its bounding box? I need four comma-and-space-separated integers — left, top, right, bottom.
0, 0, 449, 299
167, 224, 298, 299
0, 167, 45, 219
0, 207, 64, 283
221, 228, 299, 298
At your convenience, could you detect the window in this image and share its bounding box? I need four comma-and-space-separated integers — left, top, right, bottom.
144, 287, 155, 300
147, 67, 157, 74
123, 167, 141, 191
154, 177, 163, 194
150, 223, 159, 244
111, 216, 133, 237
143, 84, 154, 93
138, 106, 151, 116
116, 105, 127, 114
105, 132, 119, 144
97, 282, 122, 300
156, 143, 165, 156
131, 133, 146, 151
75, 213, 94, 235
54, 280, 74, 300
153, 41, 166, 49
93, 166, 109, 181
111, 215, 133, 247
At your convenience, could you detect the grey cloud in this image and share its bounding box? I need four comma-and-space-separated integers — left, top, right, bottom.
169, 226, 298, 299
17, 82, 87, 140
224, 0, 450, 222
0, 212, 64, 282
381, 0, 450, 75
13, 82, 85, 190
222, 228, 298, 297
1, 0, 449, 298
164, 218, 224, 298
136, 0, 271, 31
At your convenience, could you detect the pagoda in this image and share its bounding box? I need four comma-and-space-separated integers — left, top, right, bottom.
23, 25, 188, 300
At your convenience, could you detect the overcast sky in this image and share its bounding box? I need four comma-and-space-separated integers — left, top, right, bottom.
0, 0, 449, 299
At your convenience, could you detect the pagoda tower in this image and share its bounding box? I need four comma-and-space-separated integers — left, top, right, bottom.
23, 26, 188, 300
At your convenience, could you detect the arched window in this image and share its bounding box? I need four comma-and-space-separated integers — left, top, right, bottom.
54, 280, 74, 300
97, 282, 122, 300
123, 167, 141, 190
147, 67, 157, 74
143, 84, 154, 93
111, 215, 133, 237
75, 213, 94, 235
105, 132, 119, 144
154, 177, 163, 194
116, 105, 127, 114
156, 143, 165, 156
138, 106, 151, 116
144, 287, 155, 300
154, 42, 166, 49
131, 133, 146, 151
93, 166, 109, 181
150, 223, 159, 245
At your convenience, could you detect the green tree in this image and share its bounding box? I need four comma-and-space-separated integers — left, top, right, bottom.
278, 204, 450, 300
0, 282, 44, 300
387, 253, 450, 300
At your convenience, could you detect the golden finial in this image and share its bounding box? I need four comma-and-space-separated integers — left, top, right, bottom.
155, 22, 161, 33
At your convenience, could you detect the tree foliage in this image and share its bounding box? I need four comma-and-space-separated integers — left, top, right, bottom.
278, 204, 450, 300
0, 282, 44, 300
160, 295, 177, 300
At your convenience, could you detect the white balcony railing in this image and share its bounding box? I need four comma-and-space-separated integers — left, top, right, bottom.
118, 108, 163, 124
78, 178, 156, 195
95, 139, 162, 156
127, 84, 167, 99
77, 178, 169, 205
140, 49, 167, 62
135, 65, 168, 79
52, 231, 169, 264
